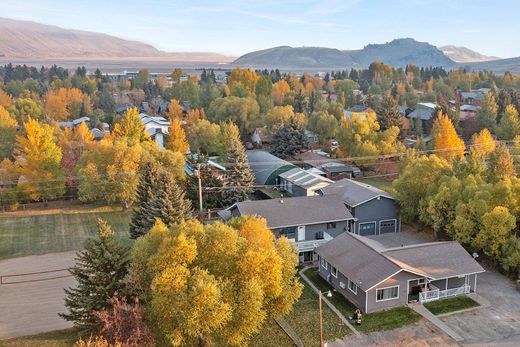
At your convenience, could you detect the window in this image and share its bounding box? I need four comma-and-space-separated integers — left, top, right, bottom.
326, 222, 336, 229
348, 279, 357, 294
376, 286, 399, 302
321, 258, 328, 270
279, 227, 296, 239
316, 231, 324, 240
331, 266, 338, 278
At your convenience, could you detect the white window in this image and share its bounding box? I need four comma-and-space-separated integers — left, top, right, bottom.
331, 266, 338, 278
376, 286, 399, 302
321, 258, 328, 270
348, 279, 357, 294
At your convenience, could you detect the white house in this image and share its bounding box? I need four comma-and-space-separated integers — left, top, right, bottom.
139, 113, 170, 148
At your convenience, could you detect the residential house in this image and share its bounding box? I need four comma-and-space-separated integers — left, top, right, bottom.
139, 113, 170, 148
293, 151, 362, 180
115, 103, 135, 116
319, 178, 399, 235
317, 232, 484, 313
184, 153, 226, 179
459, 91, 486, 106
219, 195, 355, 262
407, 102, 436, 134
278, 167, 333, 197
460, 104, 479, 121
247, 150, 296, 185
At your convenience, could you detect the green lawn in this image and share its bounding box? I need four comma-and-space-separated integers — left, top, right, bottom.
305, 267, 421, 333
355, 177, 394, 192
0, 328, 82, 347
0, 207, 131, 260
424, 296, 480, 315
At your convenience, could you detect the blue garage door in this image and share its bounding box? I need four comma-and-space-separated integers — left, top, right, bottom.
380, 220, 396, 234
358, 222, 376, 236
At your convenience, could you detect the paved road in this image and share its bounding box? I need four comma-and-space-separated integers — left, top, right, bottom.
441, 271, 520, 345
0, 251, 77, 339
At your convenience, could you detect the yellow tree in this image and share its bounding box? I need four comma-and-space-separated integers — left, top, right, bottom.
167, 118, 189, 154
58, 122, 95, 189
0, 105, 17, 158
229, 67, 259, 93
433, 112, 465, 160
44, 91, 68, 120
112, 108, 150, 146
14, 119, 65, 202
272, 80, 291, 106
0, 89, 13, 108
471, 128, 496, 157
130, 216, 302, 346
165, 99, 184, 121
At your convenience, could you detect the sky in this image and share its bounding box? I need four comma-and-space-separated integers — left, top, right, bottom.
1, 0, 519, 58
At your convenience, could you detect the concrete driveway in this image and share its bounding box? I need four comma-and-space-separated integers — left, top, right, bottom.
440, 270, 520, 345
0, 252, 76, 339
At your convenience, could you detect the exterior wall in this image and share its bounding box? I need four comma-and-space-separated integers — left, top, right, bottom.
366, 271, 417, 313
272, 220, 349, 242
318, 259, 366, 311
352, 197, 400, 235
447, 276, 466, 289
469, 274, 477, 292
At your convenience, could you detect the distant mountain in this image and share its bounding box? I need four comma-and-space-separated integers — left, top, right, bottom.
0, 17, 232, 62
439, 45, 500, 62
235, 38, 456, 69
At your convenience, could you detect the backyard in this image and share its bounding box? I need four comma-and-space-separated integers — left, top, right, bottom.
0, 203, 131, 260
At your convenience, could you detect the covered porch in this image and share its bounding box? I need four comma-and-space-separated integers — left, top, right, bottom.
407, 274, 477, 304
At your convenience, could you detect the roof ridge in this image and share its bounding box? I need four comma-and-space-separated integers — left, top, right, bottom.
381, 240, 454, 252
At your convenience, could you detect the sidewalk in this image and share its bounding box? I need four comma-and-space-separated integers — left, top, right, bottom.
409, 303, 464, 342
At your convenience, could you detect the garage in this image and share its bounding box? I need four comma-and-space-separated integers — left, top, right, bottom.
358, 222, 376, 236
379, 219, 397, 234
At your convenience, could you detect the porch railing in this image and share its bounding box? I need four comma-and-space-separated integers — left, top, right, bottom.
419, 284, 470, 303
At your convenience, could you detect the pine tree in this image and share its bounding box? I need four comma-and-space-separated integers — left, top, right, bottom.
60, 219, 130, 332
379, 95, 401, 130
270, 119, 308, 159
147, 172, 192, 227
129, 161, 159, 239
222, 137, 254, 206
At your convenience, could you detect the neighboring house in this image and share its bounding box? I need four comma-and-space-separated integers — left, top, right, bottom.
459, 91, 485, 106
407, 102, 437, 134
460, 104, 479, 121
278, 167, 333, 197
319, 162, 356, 180
57, 116, 91, 129
184, 154, 226, 179
316, 232, 485, 313
139, 113, 170, 148
158, 100, 191, 116
115, 103, 135, 115
319, 178, 399, 235
344, 105, 374, 119
247, 150, 296, 185
218, 195, 355, 263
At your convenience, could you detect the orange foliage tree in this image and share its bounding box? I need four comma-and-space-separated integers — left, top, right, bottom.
433, 112, 465, 160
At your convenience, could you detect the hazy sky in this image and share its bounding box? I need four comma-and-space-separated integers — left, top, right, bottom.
1, 0, 519, 57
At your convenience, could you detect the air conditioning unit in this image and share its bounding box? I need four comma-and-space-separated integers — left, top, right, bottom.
339, 282, 346, 289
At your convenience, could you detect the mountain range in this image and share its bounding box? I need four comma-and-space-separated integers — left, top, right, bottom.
0, 17, 518, 73
0, 17, 232, 62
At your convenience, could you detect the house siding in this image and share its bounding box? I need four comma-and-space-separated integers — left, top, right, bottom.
352, 197, 400, 235
366, 271, 417, 313
318, 260, 366, 312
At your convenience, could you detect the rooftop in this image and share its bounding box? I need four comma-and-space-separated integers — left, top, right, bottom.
319, 178, 394, 207
278, 167, 333, 189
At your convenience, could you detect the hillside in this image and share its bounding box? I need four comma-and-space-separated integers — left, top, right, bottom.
235, 38, 456, 69
439, 45, 500, 62
0, 17, 232, 62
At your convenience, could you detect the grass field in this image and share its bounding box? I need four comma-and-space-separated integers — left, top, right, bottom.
0, 205, 131, 260
355, 176, 395, 192
305, 267, 421, 333
424, 296, 480, 315
0, 328, 81, 347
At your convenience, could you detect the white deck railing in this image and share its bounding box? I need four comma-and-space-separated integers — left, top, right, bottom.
419, 284, 470, 303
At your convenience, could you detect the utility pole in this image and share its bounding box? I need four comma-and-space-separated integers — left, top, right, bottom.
319, 292, 324, 347
196, 163, 203, 215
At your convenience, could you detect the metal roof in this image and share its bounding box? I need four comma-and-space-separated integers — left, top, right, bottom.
278, 167, 333, 189
246, 150, 296, 185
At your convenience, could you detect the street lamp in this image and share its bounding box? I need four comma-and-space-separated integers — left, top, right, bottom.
319, 290, 333, 347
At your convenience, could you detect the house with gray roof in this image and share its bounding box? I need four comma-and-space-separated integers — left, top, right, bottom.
407, 102, 437, 134
278, 167, 333, 197
319, 178, 400, 236
219, 195, 355, 263
316, 232, 485, 313
246, 150, 296, 185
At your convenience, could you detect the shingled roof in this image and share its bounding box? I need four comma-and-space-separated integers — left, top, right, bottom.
319, 178, 394, 207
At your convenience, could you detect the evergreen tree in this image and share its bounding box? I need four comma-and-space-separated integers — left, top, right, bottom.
147, 172, 192, 227
60, 219, 130, 332
129, 161, 159, 239
379, 95, 401, 130
270, 119, 308, 159
222, 137, 254, 206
